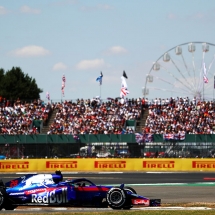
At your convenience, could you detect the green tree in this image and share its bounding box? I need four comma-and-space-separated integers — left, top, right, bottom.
0, 67, 43, 100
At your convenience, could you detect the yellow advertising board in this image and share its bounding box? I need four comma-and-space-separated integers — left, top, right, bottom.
1, 158, 215, 172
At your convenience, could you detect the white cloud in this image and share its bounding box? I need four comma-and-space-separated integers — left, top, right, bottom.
11, 45, 50, 57
105, 46, 128, 55
52, 0, 78, 7
97, 4, 113, 10
53, 62, 67, 71
80, 4, 113, 12
167, 13, 177, 20
20, 5, 41, 14
187, 12, 212, 23
76, 59, 105, 70
0, 6, 8, 15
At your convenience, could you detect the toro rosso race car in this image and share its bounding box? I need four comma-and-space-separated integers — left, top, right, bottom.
0, 171, 161, 210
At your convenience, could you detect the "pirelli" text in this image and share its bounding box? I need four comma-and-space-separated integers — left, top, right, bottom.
192, 161, 215, 168
46, 161, 77, 169
0, 162, 29, 169
143, 161, 175, 168
94, 161, 126, 168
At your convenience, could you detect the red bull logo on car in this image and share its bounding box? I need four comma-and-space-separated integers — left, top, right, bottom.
31, 188, 68, 204
132, 199, 149, 206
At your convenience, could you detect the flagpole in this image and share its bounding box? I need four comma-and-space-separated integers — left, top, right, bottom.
203, 80, 204, 101
213, 75, 215, 103
61, 77, 62, 103
213, 86, 214, 102
203, 52, 204, 101
202, 52, 205, 101
96, 72, 103, 99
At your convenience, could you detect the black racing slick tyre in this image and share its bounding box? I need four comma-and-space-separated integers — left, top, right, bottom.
4, 203, 17, 210
123, 186, 137, 209
106, 187, 127, 210
0, 187, 16, 210
0, 188, 6, 210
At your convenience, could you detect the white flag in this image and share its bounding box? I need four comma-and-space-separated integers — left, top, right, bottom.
120, 71, 129, 98
202, 61, 208, 83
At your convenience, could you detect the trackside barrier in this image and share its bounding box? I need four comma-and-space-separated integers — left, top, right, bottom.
1, 159, 215, 172
0, 134, 215, 143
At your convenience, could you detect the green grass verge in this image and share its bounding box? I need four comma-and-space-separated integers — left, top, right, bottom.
6, 211, 215, 215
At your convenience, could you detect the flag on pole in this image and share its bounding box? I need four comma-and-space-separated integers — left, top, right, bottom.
202, 61, 208, 83
120, 71, 129, 98
214, 76, 215, 89
61, 86, 64, 96
96, 72, 103, 85
46, 92, 50, 100
62, 74, 66, 86
123, 70, 128, 79
61, 74, 66, 96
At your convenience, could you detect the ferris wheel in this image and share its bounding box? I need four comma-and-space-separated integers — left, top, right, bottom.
143, 42, 215, 101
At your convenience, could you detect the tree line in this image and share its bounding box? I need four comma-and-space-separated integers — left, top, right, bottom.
0, 67, 42, 101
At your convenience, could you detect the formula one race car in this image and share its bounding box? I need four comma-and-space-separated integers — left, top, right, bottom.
0, 171, 161, 210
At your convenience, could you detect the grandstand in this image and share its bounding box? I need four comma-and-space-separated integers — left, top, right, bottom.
0, 96, 215, 159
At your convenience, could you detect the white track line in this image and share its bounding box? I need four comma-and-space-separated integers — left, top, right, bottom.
146, 172, 189, 174
134, 207, 212, 210
62, 172, 78, 174
13, 207, 213, 211
16, 172, 37, 174
52, 208, 68, 210
98, 172, 123, 174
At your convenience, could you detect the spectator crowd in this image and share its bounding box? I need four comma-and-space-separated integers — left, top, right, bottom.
0, 96, 215, 136
143, 97, 215, 134
47, 97, 142, 135
0, 98, 51, 135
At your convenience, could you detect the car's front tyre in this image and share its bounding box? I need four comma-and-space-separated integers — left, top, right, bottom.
106, 187, 127, 209
123, 186, 137, 209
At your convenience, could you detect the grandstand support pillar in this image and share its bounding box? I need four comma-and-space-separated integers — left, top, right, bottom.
17, 141, 20, 159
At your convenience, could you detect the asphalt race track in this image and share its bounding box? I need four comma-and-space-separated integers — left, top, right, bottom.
1, 172, 215, 213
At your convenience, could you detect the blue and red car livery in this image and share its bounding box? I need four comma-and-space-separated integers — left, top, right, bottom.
0, 171, 161, 210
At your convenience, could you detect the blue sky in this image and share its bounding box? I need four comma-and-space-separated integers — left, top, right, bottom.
1, 0, 215, 101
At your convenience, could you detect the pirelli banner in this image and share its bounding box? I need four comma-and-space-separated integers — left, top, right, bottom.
1, 159, 215, 172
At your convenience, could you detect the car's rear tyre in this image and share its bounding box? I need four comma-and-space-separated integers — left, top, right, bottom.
4, 205, 17, 210
106, 187, 127, 209
0, 187, 16, 210
0, 188, 6, 210
123, 186, 137, 209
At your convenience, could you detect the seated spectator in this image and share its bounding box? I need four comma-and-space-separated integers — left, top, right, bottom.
144, 97, 215, 135
0, 99, 51, 135
47, 97, 141, 135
